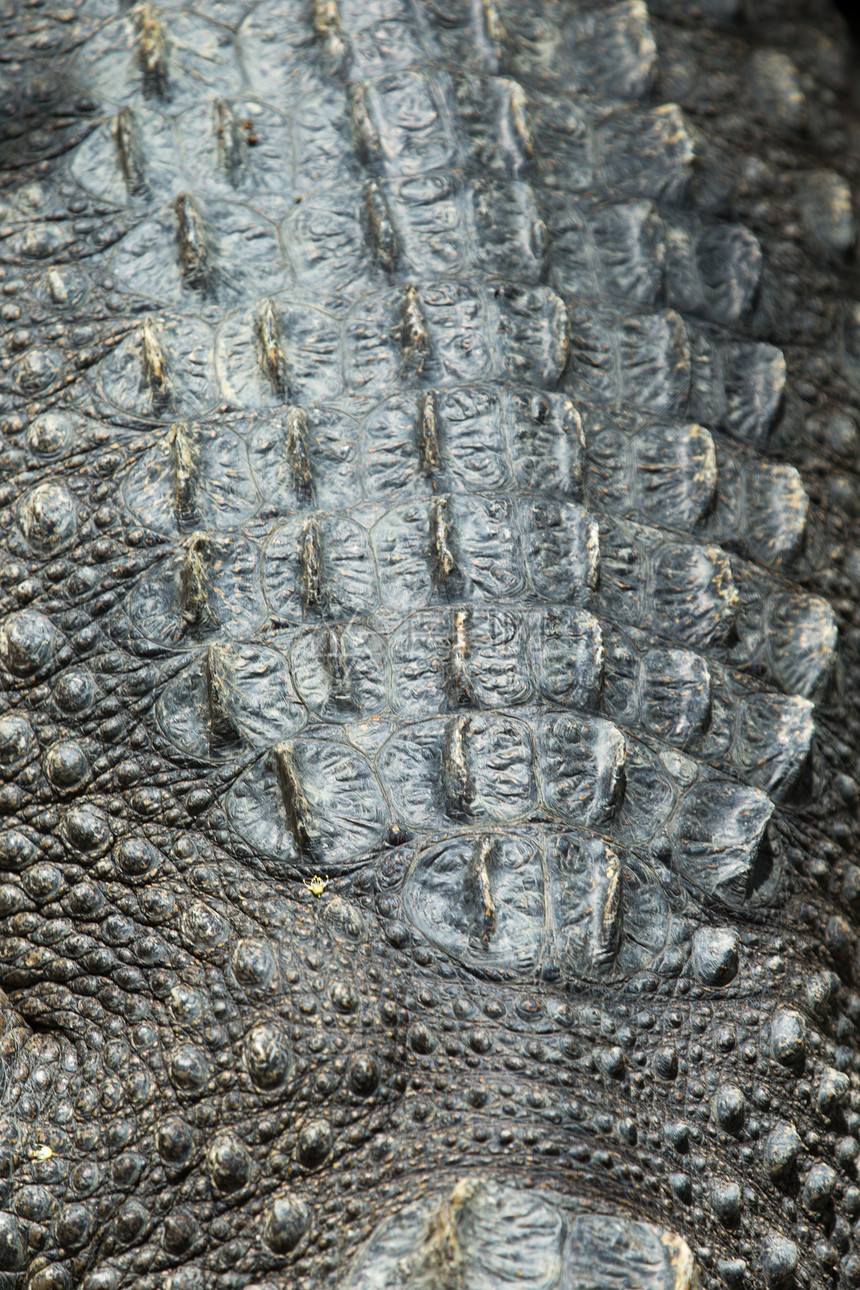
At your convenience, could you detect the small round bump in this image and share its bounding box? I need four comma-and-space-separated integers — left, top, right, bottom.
762, 1233, 799, 1288
0, 828, 37, 871
0, 1212, 26, 1272
330, 980, 358, 1013
26, 410, 74, 456
263, 1196, 310, 1254
114, 837, 158, 878
66, 880, 104, 917
162, 1209, 197, 1255
817, 1067, 849, 1120
408, 1023, 435, 1054
43, 739, 90, 789
169, 1044, 210, 1096
599, 1047, 626, 1078
691, 927, 739, 986
231, 938, 279, 994
244, 1022, 291, 1090
711, 1181, 742, 1228
837, 1137, 859, 1171
385, 919, 410, 948
769, 1008, 806, 1067
763, 1122, 801, 1182
14, 1185, 54, 1219
114, 1199, 148, 1245
802, 1162, 838, 1212
713, 1084, 745, 1134
206, 1132, 251, 1194
139, 885, 176, 923
324, 894, 367, 940
78, 1267, 116, 1290
22, 862, 63, 902
19, 482, 77, 550
805, 971, 836, 1017
156, 1117, 194, 1167
664, 1121, 689, 1153
469, 1028, 493, 1055
347, 1054, 379, 1097
170, 986, 203, 1025
28, 1267, 72, 1290
112, 1154, 145, 1189
53, 669, 96, 715
653, 1046, 678, 1080
181, 901, 230, 951
719, 1259, 747, 1288
1, 610, 55, 675
0, 714, 36, 773
65, 805, 111, 853
54, 1202, 92, 1251
295, 1119, 332, 1170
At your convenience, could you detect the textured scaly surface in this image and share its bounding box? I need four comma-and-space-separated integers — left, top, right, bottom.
0, 1, 859, 1287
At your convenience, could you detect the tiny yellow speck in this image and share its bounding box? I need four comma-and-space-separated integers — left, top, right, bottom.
303, 874, 329, 897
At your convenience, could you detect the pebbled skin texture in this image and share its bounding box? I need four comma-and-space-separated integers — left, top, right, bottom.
1, 0, 860, 1287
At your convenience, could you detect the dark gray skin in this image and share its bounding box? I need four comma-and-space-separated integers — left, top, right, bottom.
1, 1, 860, 1288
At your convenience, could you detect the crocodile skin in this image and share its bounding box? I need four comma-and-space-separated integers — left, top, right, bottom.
1, 0, 859, 1287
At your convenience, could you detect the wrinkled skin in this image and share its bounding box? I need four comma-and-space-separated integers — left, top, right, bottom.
1, 2, 860, 1289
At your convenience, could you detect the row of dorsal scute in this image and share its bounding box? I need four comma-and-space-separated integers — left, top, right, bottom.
69, 0, 837, 598
152, 607, 815, 808
69, 0, 848, 327
105, 293, 787, 461
80, 0, 667, 111
222, 700, 777, 921
59, 0, 840, 922
71, 0, 804, 408
117, 370, 807, 576
126, 491, 835, 701
71, 94, 775, 342
67, 0, 852, 497
225, 701, 778, 903
68, 0, 854, 364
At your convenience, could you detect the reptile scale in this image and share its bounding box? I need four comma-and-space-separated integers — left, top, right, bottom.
1, 0, 860, 1287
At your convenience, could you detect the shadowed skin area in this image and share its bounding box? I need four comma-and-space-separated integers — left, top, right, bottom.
0, 1, 860, 1288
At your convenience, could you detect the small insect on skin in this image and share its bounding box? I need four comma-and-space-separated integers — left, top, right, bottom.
303, 874, 329, 897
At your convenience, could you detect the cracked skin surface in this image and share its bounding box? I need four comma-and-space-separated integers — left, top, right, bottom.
1, 0, 860, 1286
